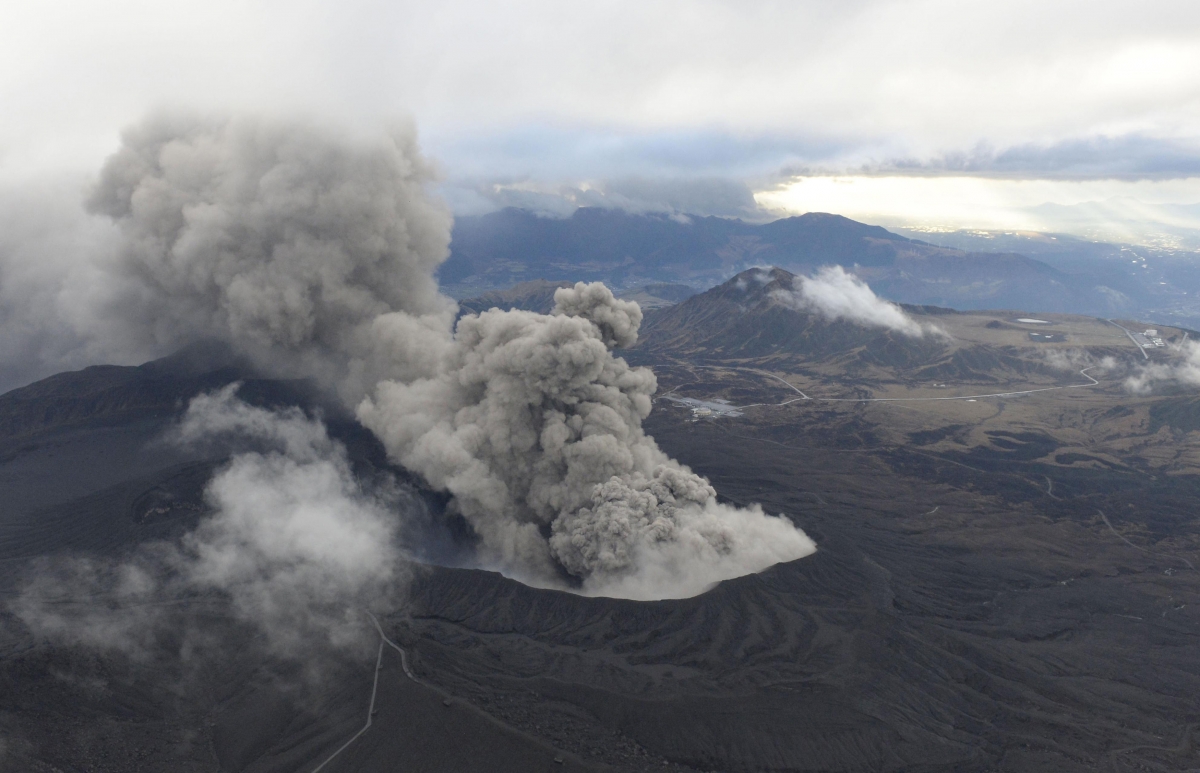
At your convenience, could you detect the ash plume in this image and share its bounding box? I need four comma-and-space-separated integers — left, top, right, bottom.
360, 283, 814, 597
7, 112, 815, 602
772, 265, 942, 337
86, 113, 457, 402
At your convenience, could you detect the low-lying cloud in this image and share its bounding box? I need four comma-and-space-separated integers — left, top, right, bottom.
174, 386, 408, 656
1125, 340, 1200, 394
15, 385, 410, 664
1042, 347, 1118, 374
772, 265, 942, 337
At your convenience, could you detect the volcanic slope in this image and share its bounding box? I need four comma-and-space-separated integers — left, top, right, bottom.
0, 350, 614, 773
4, 293, 1200, 770
634, 266, 1186, 393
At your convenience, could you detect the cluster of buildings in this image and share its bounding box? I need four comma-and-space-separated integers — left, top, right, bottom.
1133, 329, 1166, 348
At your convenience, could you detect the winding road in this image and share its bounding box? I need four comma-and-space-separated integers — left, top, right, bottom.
309, 612, 418, 773
1098, 510, 1196, 571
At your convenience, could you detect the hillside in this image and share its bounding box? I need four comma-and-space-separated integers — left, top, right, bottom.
5, 291, 1200, 771
635, 267, 948, 370
4, 337, 1200, 771
631, 267, 1144, 389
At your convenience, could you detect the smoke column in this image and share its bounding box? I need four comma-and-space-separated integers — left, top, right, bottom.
28, 113, 817, 600
86, 113, 457, 402
359, 282, 814, 597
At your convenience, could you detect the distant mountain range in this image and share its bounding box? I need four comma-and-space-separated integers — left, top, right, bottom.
457, 266, 1146, 387
443, 207, 1160, 318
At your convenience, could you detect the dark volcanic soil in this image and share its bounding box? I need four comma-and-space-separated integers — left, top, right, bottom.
2, 350, 1200, 772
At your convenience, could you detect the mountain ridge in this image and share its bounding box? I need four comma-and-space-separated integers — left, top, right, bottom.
443, 207, 1131, 316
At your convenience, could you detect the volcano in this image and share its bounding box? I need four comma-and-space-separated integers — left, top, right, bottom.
4, 303, 1200, 771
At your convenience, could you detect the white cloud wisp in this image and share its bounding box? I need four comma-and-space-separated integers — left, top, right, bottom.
772, 265, 942, 338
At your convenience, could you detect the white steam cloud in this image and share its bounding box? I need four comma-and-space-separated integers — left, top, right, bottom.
16, 385, 408, 662
1042, 347, 1118, 374
1124, 339, 1200, 394
6, 112, 816, 604
173, 386, 407, 655
772, 265, 942, 338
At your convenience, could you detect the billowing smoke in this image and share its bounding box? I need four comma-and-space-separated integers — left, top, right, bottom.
86, 113, 457, 402
16, 385, 408, 662
772, 265, 942, 337
359, 282, 814, 598
8, 113, 816, 603
1124, 339, 1200, 394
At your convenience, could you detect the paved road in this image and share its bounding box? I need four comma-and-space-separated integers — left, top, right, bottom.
1105, 319, 1151, 360
310, 638, 386, 773
702, 365, 1101, 407
309, 612, 417, 773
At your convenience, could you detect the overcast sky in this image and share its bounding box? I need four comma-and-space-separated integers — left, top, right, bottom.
3, 0, 1200, 228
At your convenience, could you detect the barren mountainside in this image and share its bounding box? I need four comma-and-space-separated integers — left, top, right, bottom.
3, 288, 1200, 772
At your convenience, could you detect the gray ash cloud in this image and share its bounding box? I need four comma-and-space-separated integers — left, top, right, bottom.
7, 112, 815, 602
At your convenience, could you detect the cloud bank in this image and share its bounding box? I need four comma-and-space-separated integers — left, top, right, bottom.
446, 175, 765, 220
772, 265, 940, 337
